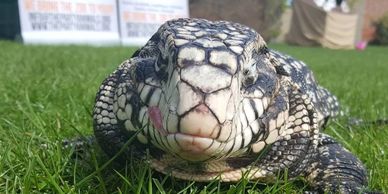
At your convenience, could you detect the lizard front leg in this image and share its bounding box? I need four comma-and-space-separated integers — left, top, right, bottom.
304, 134, 370, 194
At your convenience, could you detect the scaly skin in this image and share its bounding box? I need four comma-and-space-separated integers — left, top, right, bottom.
92, 18, 369, 193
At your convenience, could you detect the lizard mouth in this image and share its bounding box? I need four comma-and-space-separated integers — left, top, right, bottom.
148, 105, 223, 161
167, 132, 224, 161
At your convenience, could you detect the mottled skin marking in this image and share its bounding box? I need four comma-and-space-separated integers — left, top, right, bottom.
93, 18, 371, 193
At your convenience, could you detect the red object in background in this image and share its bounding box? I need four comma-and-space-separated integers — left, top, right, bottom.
355, 41, 368, 51
362, 0, 388, 41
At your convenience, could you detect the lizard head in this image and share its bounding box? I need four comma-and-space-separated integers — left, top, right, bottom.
131, 18, 281, 162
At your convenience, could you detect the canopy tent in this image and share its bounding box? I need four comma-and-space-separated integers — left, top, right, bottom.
286, 0, 359, 49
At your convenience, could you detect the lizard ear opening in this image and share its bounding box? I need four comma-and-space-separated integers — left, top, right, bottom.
258, 46, 290, 77
268, 51, 290, 77
274, 65, 290, 76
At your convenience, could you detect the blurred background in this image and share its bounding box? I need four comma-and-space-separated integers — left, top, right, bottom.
1, 0, 388, 49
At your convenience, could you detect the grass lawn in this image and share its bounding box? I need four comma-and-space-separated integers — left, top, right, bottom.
0, 40, 387, 193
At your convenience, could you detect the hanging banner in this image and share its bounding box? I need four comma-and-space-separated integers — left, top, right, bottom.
118, 0, 189, 46
18, 0, 120, 45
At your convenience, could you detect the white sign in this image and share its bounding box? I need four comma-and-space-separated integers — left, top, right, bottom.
18, 0, 120, 45
118, 0, 189, 46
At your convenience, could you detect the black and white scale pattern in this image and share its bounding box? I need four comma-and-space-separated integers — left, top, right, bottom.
92, 18, 371, 193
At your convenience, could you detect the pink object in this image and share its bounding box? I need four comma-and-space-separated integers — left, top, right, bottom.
148, 106, 167, 136
356, 41, 368, 51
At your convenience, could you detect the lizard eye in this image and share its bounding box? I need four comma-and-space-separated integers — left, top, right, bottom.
155, 55, 168, 81
242, 69, 257, 87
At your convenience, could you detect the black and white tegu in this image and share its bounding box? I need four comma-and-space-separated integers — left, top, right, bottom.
92, 18, 371, 193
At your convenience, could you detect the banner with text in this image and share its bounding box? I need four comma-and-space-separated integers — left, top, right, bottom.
118, 0, 188, 46
18, 0, 120, 45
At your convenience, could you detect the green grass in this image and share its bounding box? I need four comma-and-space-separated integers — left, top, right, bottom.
0, 40, 387, 193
